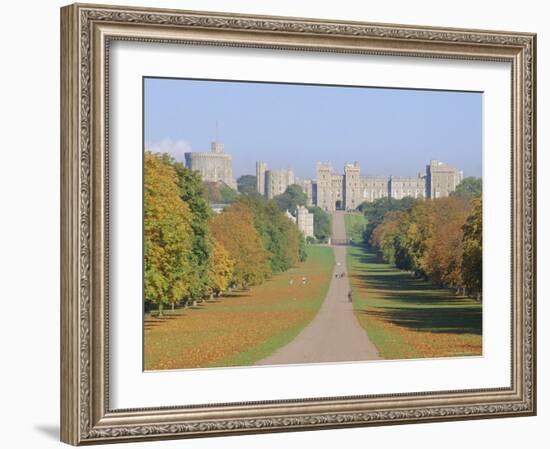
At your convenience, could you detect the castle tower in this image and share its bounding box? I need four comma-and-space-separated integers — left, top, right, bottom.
256, 161, 267, 196
316, 162, 334, 212
426, 160, 463, 199
344, 161, 361, 210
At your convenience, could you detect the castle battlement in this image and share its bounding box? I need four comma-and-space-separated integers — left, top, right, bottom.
185, 141, 236, 189
256, 159, 462, 212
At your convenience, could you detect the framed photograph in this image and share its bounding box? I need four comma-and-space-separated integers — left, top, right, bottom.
60, 3, 536, 445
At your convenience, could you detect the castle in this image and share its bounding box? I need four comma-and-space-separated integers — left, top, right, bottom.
184, 141, 237, 189
183, 140, 463, 213
257, 159, 463, 212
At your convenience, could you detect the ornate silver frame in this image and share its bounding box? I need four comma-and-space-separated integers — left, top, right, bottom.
60, 3, 536, 445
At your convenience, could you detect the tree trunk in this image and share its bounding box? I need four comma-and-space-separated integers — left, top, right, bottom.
158, 302, 164, 317
171, 302, 175, 312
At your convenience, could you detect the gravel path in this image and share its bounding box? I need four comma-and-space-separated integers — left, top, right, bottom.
256, 211, 379, 365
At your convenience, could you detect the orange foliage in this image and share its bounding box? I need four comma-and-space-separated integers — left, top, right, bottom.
210, 202, 271, 288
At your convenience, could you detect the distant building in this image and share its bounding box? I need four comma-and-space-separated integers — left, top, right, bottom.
390, 175, 426, 200
185, 141, 237, 189
426, 160, 464, 199
256, 159, 463, 212
296, 206, 314, 238
256, 161, 295, 199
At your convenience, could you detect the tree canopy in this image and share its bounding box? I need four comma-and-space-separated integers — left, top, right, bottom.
369, 195, 481, 298
144, 152, 194, 315
461, 197, 482, 297
202, 181, 238, 204
359, 196, 418, 246
308, 206, 331, 243
161, 154, 213, 303
237, 175, 260, 197
236, 196, 307, 273
451, 177, 482, 199
210, 202, 271, 288
273, 184, 307, 212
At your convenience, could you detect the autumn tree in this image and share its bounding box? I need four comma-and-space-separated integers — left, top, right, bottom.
370, 195, 474, 294
210, 202, 271, 288
161, 154, 213, 304
144, 152, 193, 315
360, 197, 418, 246
207, 238, 235, 297
462, 197, 482, 299
422, 197, 471, 290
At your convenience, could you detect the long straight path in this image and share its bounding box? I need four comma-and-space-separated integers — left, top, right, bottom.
256, 211, 379, 365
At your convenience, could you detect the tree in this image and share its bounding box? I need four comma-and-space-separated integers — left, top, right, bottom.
236, 196, 306, 273
202, 181, 222, 203
422, 197, 471, 290
161, 154, 213, 304
273, 184, 307, 212
219, 183, 239, 203
451, 177, 482, 199
202, 181, 239, 204
308, 206, 331, 243
370, 196, 472, 293
371, 211, 403, 265
237, 175, 260, 196
462, 197, 482, 298
208, 239, 235, 297
361, 197, 418, 246
144, 152, 193, 315
210, 202, 271, 288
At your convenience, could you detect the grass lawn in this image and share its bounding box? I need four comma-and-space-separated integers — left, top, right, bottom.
343, 213, 367, 243
144, 245, 334, 370
345, 245, 482, 359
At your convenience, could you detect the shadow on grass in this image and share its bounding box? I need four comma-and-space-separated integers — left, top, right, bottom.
357, 307, 481, 335
350, 247, 482, 335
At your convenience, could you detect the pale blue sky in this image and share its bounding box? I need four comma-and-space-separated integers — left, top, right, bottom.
144, 77, 482, 179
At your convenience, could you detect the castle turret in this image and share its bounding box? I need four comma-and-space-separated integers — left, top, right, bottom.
344, 161, 361, 210
256, 161, 267, 196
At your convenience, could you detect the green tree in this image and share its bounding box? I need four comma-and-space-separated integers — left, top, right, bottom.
308, 206, 331, 243
219, 183, 239, 203
273, 184, 307, 212
202, 181, 239, 204
462, 197, 483, 298
202, 181, 222, 203
144, 153, 193, 315
237, 175, 260, 196
451, 177, 482, 199
236, 196, 306, 273
161, 154, 213, 304
360, 197, 418, 246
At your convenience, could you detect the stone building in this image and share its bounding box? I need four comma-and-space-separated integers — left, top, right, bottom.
256, 160, 463, 212
426, 160, 464, 199
255, 159, 462, 212
361, 176, 390, 203
296, 205, 314, 238
256, 161, 295, 199
184, 141, 236, 189
389, 175, 426, 200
